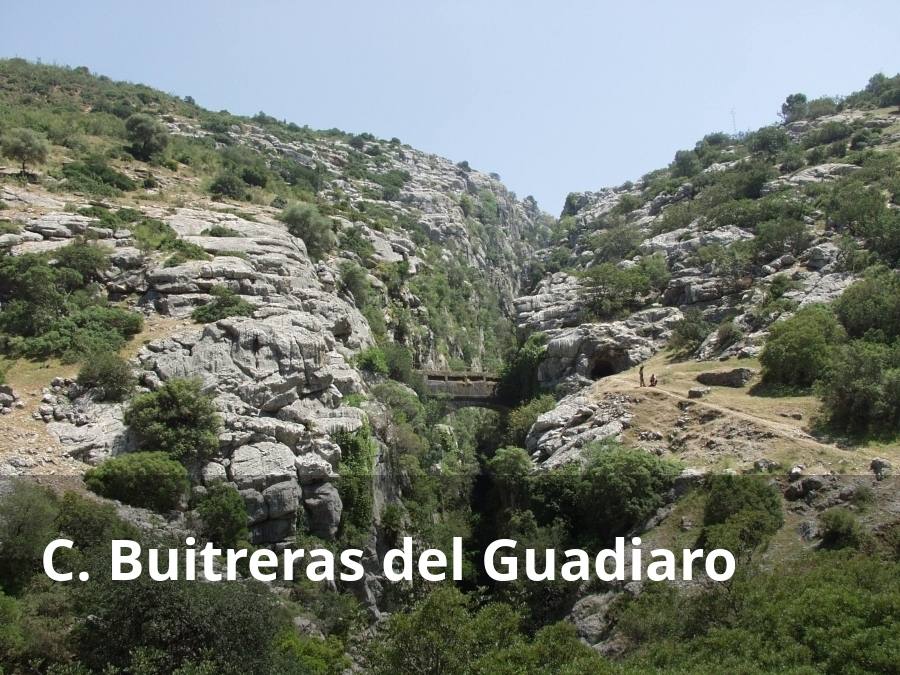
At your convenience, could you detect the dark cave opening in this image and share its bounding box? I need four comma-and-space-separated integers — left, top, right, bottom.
589, 359, 616, 379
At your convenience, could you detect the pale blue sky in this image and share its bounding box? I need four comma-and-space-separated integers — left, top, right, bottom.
4, 1, 898, 213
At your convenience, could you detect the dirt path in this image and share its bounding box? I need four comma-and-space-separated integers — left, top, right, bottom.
599, 374, 841, 456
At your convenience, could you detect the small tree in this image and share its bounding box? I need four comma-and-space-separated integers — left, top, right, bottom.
1, 128, 49, 175
124, 378, 220, 462
125, 113, 169, 161
77, 351, 135, 402
780, 93, 808, 122
279, 203, 336, 260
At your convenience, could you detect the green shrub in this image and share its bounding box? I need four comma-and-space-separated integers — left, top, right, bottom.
612, 193, 642, 215
124, 113, 169, 161
162, 239, 210, 267
279, 203, 336, 260
197, 483, 248, 548
476, 189, 500, 225
669, 309, 713, 356
60, 157, 136, 196
336, 427, 377, 539
369, 586, 610, 675
818, 339, 900, 435
55, 490, 139, 549
338, 261, 372, 306
806, 96, 839, 118
191, 285, 254, 323
760, 305, 845, 387
382, 342, 419, 388
202, 225, 242, 237
77, 351, 134, 401
820, 508, 864, 549
369, 169, 410, 201
131, 217, 176, 251
833, 268, 900, 343
240, 164, 268, 187
701, 474, 783, 555
780, 93, 807, 122
274, 631, 350, 675
0, 250, 143, 362
496, 333, 546, 407
72, 571, 284, 674
0, 482, 59, 593
54, 240, 111, 283
504, 395, 555, 447
339, 225, 375, 260
124, 378, 220, 461
713, 320, 741, 352
589, 224, 643, 263
581, 262, 655, 320
617, 553, 900, 673
747, 126, 790, 156
754, 219, 811, 260
85, 452, 189, 512
209, 172, 247, 200
802, 121, 852, 149
356, 346, 388, 375
577, 443, 680, 541
671, 149, 700, 178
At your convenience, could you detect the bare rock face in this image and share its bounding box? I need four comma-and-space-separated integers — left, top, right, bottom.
303, 482, 343, 539
139, 314, 364, 410
537, 307, 683, 389
513, 272, 583, 332
229, 441, 296, 491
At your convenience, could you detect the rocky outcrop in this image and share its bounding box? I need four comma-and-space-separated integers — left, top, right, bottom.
537, 307, 683, 389
526, 392, 634, 467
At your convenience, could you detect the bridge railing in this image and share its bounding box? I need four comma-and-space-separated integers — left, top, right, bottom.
418, 369, 500, 383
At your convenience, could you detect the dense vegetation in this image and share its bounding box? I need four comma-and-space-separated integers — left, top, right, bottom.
0, 241, 142, 362
0, 482, 337, 674
760, 268, 900, 435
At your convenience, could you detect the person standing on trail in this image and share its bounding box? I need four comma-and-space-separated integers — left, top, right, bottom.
639, 365, 646, 387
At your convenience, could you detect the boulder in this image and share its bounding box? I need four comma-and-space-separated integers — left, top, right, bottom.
250, 517, 294, 544
201, 461, 228, 485
294, 453, 337, 484
263, 480, 302, 519
240, 489, 268, 525
303, 482, 343, 539
696, 368, 755, 388
870, 457, 892, 480
228, 441, 296, 491
687, 387, 710, 399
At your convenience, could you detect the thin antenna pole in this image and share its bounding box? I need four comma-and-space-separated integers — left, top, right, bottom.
730, 107, 737, 134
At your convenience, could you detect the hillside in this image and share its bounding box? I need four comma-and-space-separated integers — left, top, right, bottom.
0, 59, 899, 674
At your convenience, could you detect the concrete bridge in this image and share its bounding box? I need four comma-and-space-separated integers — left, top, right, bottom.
418, 370, 503, 409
